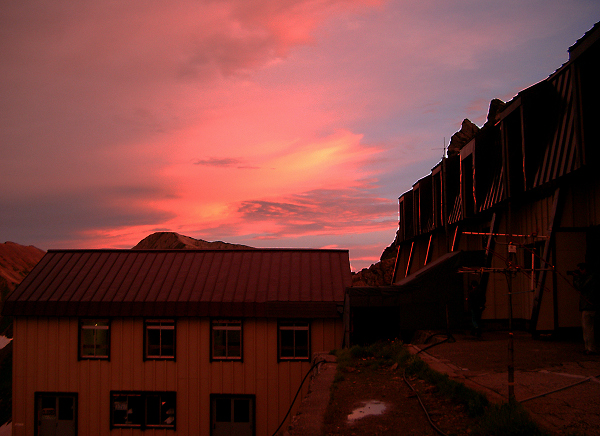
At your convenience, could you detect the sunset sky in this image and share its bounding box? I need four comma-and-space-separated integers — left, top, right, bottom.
2, 1, 599, 271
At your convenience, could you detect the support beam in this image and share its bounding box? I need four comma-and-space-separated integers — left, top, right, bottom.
405, 241, 414, 278
530, 188, 562, 332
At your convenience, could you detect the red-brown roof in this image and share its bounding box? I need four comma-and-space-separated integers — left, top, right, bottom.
2, 249, 351, 318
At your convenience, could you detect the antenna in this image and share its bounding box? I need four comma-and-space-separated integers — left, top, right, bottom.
431, 137, 447, 159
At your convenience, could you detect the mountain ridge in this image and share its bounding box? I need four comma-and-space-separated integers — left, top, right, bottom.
0, 242, 45, 292
133, 231, 255, 250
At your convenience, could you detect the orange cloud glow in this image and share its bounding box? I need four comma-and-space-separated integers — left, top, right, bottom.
2, 0, 599, 270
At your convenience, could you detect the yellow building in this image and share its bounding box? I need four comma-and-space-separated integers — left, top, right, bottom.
3, 249, 350, 435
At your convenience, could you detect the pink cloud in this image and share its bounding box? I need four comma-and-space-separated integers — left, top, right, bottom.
2, 0, 599, 273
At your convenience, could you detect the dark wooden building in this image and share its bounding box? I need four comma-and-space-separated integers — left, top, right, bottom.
349, 22, 600, 341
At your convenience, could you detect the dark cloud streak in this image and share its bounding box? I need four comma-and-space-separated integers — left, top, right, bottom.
236, 187, 397, 237
193, 157, 259, 169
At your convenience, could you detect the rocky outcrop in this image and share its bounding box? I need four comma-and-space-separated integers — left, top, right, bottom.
447, 119, 479, 157
0, 241, 45, 338
483, 98, 507, 129
0, 242, 45, 292
366, 99, 509, 288
133, 232, 254, 250
446, 99, 507, 157
351, 257, 396, 287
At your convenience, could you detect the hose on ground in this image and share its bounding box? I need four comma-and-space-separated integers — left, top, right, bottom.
271, 357, 324, 436
402, 336, 451, 436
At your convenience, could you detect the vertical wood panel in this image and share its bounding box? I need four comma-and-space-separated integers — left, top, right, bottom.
12, 319, 25, 434
199, 318, 210, 435
244, 319, 256, 394
266, 318, 279, 435
13, 314, 342, 436
253, 318, 268, 436
277, 361, 290, 425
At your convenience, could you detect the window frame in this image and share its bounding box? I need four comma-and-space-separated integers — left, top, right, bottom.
78, 318, 110, 360
277, 320, 311, 362
144, 319, 176, 361
210, 319, 243, 362
110, 391, 176, 430
210, 393, 255, 434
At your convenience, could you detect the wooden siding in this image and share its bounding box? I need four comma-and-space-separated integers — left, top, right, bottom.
387, 23, 599, 331
11, 316, 344, 436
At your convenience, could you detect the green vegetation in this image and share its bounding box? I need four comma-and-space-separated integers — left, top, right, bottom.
404, 352, 489, 417
329, 341, 549, 436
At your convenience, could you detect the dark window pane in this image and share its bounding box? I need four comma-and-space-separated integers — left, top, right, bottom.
213, 330, 226, 357
295, 330, 309, 357
127, 396, 144, 425
58, 397, 73, 421
161, 329, 174, 356
81, 329, 95, 356
41, 396, 55, 410
146, 395, 161, 425
147, 328, 162, 356
112, 395, 129, 425
216, 398, 231, 422
95, 329, 108, 346
228, 330, 241, 357
234, 399, 250, 422
280, 329, 294, 357
147, 329, 161, 347
161, 393, 176, 426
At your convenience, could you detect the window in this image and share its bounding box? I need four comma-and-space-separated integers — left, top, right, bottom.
211, 319, 242, 361
79, 319, 110, 359
110, 391, 175, 429
278, 321, 310, 361
145, 319, 175, 360
211, 394, 254, 436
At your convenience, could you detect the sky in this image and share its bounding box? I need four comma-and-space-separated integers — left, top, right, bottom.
1, 1, 599, 271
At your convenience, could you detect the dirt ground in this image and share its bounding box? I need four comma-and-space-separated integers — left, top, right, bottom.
322, 357, 480, 436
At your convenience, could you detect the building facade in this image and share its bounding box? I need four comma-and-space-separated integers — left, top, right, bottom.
389, 22, 600, 333
3, 249, 350, 435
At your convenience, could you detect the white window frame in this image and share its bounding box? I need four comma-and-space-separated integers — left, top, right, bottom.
144, 319, 176, 360
211, 319, 242, 361
79, 318, 110, 360
278, 321, 310, 361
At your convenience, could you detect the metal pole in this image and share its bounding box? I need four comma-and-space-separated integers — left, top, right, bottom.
507, 243, 516, 401
507, 275, 515, 401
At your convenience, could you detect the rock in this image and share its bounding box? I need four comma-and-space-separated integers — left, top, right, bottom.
133, 232, 254, 250
351, 258, 396, 287
447, 119, 479, 156
483, 98, 507, 128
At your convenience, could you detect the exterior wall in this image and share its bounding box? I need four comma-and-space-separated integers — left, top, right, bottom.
12, 316, 344, 436
390, 25, 599, 332
394, 175, 600, 329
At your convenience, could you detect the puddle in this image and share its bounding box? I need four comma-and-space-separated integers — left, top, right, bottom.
347, 400, 387, 422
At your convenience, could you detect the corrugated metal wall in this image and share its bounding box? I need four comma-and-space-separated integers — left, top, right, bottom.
12, 316, 344, 436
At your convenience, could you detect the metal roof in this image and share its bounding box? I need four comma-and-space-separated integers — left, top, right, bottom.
2, 249, 351, 318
